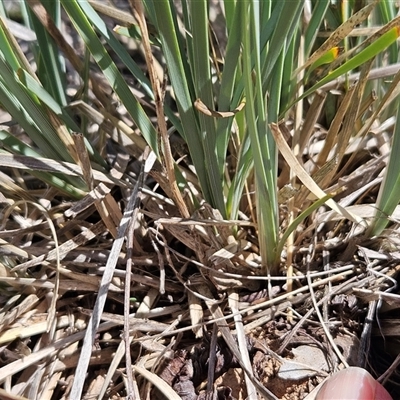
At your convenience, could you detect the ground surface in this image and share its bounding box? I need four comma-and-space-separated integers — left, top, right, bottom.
0, 1, 399, 399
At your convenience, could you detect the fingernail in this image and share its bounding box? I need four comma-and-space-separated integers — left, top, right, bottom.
315, 366, 392, 400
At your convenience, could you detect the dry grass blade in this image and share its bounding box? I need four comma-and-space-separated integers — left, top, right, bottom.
1, 16, 36, 42
10, 221, 106, 272
0, 294, 39, 331
320, 62, 400, 91
197, 283, 279, 400
0, 276, 104, 292
88, 0, 136, 25
0, 153, 115, 184
335, 61, 374, 171
0, 321, 117, 382
131, 0, 190, 219
133, 366, 183, 400
98, 338, 130, 400
26, 0, 83, 72
316, 84, 355, 167
0, 171, 37, 202
305, 271, 349, 367
2, 200, 61, 336
70, 151, 153, 399
1, 1, 399, 398
295, 92, 326, 157
0, 388, 29, 400
296, 0, 378, 73
92, 183, 123, 239
187, 290, 204, 339
72, 132, 94, 191
194, 97, 246, 118
228, 290, 257, 400
271, 122, 364, 225
124, 193, 145, 397
0, 315, 70, 345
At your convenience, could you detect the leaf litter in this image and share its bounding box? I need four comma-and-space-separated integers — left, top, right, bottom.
1, 105, 400, 399
0, 2, 400, 400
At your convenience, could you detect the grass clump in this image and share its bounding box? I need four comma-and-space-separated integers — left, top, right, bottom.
0, 0, 400, 398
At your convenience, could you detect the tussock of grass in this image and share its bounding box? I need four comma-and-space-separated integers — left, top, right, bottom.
0, 1, 400, 399
1, 109, 399, 398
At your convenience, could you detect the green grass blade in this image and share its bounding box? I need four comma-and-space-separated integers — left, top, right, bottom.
376, 0, 398, 64
261, 1, 304, 90
275, 194, 333, 266
148, 0, 213, 204
216, 3, 243, 176
18, 69, 80, 132
189, 1, 225, 214
242, 0, 278, 273
294, 26, 400, 107
60, 0, 159, 156
304, 0, 330, 57
18, 69, 108, 169
280, 32, 297, 110
226, 134, 253, 220
0, 59, 73, 162
368, 104, 400, 236
78, 2, 153, 98
0, 18, 21, 71
307, 47, 340, 78
0, 131, 86, 197
26, 1, 67, 107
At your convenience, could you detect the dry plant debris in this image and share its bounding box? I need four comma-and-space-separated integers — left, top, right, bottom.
1, 116, 400, 399
0, 2, 400, 399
